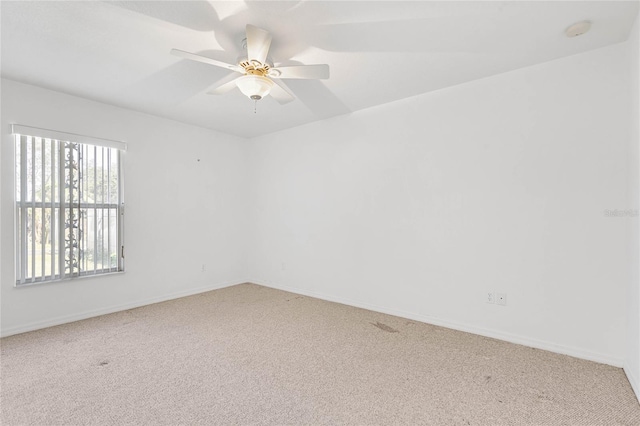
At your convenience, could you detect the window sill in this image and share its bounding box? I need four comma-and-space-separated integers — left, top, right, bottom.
14, 271, 125, 288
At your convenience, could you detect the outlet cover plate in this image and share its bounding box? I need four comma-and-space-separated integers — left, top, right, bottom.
497, 293, 507, 306
487, 292, 495, 304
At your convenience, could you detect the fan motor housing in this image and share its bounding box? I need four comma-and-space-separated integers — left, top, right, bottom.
239, 58, 271, 76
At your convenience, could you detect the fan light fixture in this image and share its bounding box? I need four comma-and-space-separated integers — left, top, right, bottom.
236, 75, 274, 100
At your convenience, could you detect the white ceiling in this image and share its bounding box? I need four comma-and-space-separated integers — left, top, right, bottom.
2, 1, 638, 138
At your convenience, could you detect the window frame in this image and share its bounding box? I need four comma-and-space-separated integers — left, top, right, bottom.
12, 124, 126, 287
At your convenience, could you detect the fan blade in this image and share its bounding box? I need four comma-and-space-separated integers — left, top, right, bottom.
270, 80, 295, 104
207, 74, 243, 95
271, 64, 329, 80
171, 49, 243, 73
246, 24, 272, 65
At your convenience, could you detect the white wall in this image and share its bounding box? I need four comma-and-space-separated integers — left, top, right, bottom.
626, 14, 640, 400
0, 79, 249, 336
247, 42, 631, 367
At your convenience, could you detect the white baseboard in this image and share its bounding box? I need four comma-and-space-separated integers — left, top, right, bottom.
624, 364, 640, 403
250, 279, 625, 368
1, 280, 246, 338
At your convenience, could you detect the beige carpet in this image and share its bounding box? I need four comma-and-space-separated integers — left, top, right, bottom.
1, 283, 639, 425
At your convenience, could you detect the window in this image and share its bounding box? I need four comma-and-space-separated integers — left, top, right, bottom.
13, 125, 125, 285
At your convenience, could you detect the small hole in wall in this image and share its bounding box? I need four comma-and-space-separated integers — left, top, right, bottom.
197, 159, 201, 162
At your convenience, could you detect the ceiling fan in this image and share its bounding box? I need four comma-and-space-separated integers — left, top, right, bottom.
171, 24, 330, 105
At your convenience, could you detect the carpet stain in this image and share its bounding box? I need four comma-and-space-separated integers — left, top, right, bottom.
537, 393, 554, 402
98, 361, 109, 366
485, 375, 492, 383
371, 322, 399, 333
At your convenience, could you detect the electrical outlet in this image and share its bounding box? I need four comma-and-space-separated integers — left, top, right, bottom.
496, 293, 507, 306
487, 292, 495, 304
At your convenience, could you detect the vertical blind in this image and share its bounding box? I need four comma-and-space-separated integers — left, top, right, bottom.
13, 125, 125, 285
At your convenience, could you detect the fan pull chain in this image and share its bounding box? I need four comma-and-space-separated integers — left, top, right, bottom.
254, 99, 257, 114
